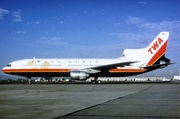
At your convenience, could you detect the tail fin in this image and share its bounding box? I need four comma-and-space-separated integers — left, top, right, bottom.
122, 32, 169, 67
146, 32, 169, 66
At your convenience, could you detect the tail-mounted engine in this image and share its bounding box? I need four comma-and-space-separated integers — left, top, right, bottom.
155, 55, 170, 65
70, 71, 89, 80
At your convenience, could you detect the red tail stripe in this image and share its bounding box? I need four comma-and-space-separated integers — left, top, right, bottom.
147, 40, 168, 66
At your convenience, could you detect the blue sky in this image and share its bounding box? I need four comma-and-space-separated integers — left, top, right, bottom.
0, 0, 180, 78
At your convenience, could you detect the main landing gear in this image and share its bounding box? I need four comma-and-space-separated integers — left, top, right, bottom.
27, 77, 32, 84
91, 77, 102, 84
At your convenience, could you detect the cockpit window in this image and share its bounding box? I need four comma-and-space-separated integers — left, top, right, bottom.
7, 64, 11, 67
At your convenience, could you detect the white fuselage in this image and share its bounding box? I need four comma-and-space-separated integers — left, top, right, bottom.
2, 32, 171, 79
4, 57, 140, 70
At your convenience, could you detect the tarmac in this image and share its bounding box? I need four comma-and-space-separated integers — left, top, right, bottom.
0, 82, 179, 119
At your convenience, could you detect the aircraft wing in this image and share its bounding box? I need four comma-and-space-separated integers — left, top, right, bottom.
81, 61, 138, 74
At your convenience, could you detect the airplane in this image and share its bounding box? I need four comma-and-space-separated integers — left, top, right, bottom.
2, 32, 173, 83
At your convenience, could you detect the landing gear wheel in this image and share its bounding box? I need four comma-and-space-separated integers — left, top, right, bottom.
91, 80, 96, 84
96, 80, 102, 84
91, 77, 102, 84
91, 80, 102, 84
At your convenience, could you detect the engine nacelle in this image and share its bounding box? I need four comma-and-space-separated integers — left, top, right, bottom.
70, 71, 89, 80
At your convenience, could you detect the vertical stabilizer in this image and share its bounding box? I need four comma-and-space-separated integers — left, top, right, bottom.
122, 32, 169, 67
146, 32, 169, 66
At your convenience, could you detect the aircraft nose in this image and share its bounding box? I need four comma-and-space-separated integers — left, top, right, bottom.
2, 67, 8, 73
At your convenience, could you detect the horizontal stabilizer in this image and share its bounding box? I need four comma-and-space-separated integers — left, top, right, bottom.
141, 62, 175, 69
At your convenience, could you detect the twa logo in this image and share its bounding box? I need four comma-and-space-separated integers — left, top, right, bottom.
148, 38, 164, 55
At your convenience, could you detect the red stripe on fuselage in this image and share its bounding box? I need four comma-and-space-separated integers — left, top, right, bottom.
2, 68, 71, 73
3, 68, 147, 74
